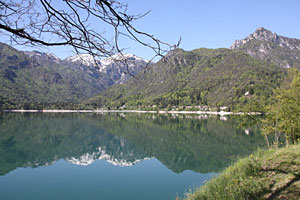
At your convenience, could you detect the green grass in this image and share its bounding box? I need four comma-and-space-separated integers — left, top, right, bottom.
184, 144, 300, 200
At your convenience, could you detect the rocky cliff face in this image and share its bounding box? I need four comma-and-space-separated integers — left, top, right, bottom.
231, 27, 300, 50
231, 27, 300, 68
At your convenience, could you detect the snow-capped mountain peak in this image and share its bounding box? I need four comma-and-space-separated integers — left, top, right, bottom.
65, 53, 147, 66
98, 53, 146, 71
65, 53, 98, 66
65, 53, 149, 84
110, 53, 146, 61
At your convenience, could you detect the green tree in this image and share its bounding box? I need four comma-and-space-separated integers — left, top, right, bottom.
263, 70, 300, 145
275, 71, 300, 143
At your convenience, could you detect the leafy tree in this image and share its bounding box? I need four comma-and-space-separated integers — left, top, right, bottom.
262, 69, 300, 145
274, 71, 300, 143
238, 69, 300, 146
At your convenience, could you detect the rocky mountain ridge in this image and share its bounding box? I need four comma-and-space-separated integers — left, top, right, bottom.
231, 27, 300, 68
231, 27, 300, 50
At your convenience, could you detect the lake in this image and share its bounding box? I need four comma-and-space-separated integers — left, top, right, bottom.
0, 112, 265, 200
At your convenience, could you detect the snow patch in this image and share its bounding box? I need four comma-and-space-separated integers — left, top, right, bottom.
65, 54, 97, 66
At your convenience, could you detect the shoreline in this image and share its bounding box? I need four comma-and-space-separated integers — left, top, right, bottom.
1, 109, 252, 115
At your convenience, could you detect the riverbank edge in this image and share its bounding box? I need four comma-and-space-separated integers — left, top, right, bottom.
183, 144, 300, 200
1, 109, 259, 115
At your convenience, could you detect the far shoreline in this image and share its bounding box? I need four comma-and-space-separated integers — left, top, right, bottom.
1, 109, 254, 115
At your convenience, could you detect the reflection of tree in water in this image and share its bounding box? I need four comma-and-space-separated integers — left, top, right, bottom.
0, 113, 265, 175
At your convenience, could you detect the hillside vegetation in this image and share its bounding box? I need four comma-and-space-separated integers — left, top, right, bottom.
184, 145, 300, 200
87, 48, 286, 110
0, 43, 148, 110
1, 27, 299, 111
0, 43, 112, 109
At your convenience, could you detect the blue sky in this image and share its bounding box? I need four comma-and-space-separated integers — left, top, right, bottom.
5, 0, 300, 60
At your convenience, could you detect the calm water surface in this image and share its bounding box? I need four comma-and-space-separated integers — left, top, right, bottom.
0, 113, 265, 200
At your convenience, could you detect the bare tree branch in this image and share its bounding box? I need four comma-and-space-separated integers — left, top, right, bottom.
0, 0, 180, 75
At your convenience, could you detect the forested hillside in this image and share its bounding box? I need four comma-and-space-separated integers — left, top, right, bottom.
0, 43, 147, 109
1, 27, 300, 111
86, 48, 286, 110
0, 43, 112, 109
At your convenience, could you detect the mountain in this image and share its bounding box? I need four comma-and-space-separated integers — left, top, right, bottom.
0, 43, 110, 109
65, 53, 149, 84
86, 28, 300, 110
1, 28, 298, 110
0, 43, 147, 109
231, 27, 300, 69
86, 48, 286, 110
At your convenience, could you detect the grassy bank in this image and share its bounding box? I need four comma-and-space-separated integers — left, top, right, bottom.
184, 144, 300, 200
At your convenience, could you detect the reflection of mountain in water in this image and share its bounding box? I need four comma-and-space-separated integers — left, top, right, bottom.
0, 113, 147, 175
66, 147, 150, 167
0, 113, 265, 175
